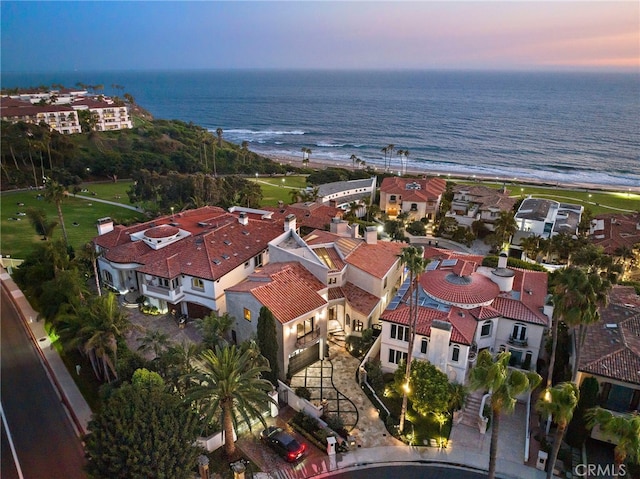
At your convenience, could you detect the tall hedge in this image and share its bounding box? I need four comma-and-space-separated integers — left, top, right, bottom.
257, 306, 280, 386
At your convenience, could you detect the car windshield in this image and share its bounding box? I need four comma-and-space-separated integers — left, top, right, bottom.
277, 433, 300, 451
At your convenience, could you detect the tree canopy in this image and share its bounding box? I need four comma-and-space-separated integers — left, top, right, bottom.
84, 378, 201, 479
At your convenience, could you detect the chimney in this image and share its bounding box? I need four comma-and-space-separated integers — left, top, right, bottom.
329, 199, 337, 208
238, 212, 248, 226
96, 217, 114, 235
364, 226, 377, 244
491, 252, 515, 292
428, 320, 453, 374
330, 217, 348, 236
351, 223, 359, 238
284, 214, 296, 233
498, 252, 508, 269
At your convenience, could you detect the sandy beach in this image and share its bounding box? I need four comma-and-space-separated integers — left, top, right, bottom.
260, 152, 640, 195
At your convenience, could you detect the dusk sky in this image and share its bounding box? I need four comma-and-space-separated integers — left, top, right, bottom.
2, 1, 638, 72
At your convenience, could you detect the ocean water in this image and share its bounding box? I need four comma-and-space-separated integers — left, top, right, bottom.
2, 70, 639, 187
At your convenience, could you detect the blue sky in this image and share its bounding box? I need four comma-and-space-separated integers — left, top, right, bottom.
1, 1, 638, 72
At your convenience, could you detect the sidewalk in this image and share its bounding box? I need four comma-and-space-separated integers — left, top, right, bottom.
1, 268, 92, 437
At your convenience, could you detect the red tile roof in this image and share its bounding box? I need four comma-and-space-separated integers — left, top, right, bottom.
491, 297, 549, 326
340, 282, 380, 316
95, 206, 284, 280
304, 230, 404, 279
262, 202, 343, 231
380, 176, 447, 202
590, 212, 640, 255
381, 305, 476, 345
423, 246, 485, 265
420, 266, 500, 306
579, 286, 640, 385
227, 262, 327, 324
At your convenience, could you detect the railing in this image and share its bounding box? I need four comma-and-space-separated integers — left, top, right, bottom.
142, 283, 184, 302
508, 336, 528, 347
296, 327, 321, 348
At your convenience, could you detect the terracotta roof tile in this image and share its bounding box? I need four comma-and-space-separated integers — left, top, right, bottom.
228, 262, 326, 324
263, 203, 343, 230
341, 282, 380, 316
95, 206, 284, 280
380, 176, 447, 202
420, 267, 500, 306
491, 297, 549, 326
381, 305, 475, 345
579, 286, 640, 385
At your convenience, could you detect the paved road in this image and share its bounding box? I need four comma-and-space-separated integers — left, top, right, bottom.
327, 464, 487, 479
1, 289, 86, 479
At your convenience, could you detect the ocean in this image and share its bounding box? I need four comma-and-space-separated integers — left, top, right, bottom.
2, 70, 639, 188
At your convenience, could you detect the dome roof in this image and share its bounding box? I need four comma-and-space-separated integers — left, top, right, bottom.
420, 268, 499, 307
145, 225, 180, 239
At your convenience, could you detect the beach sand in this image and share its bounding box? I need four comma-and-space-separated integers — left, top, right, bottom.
260, 152, 640, 195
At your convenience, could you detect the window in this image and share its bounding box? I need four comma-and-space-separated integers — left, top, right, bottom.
452, 345, 460, 362
420, 339, 428, 355
192, 278, 204, 290
410, 203, 418, 211
297, 317, 315, 339
243, 308, 251, 322
480, 320, 492, 337
353, 319, 363, 332
103, 270, 113, 284
388, 348, 408, 365
254, 253, 263, 268
510, 323, 527, 346
390, 324, 409, 342
390, 195, 397, 203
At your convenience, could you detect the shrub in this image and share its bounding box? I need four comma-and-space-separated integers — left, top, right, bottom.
365, 359, 384, 391
323, 413, 344, 433
293, 411, 320, 434
294, 386, 311, 401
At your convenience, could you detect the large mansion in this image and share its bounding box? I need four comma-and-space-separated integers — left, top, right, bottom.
379, 176, 447, 221
379, 248, 551, 384
94, 208, 405, 378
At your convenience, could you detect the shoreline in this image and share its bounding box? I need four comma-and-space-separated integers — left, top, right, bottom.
260, 152, 640, 195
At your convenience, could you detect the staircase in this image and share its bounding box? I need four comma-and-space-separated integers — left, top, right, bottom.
459, 391, 485, 429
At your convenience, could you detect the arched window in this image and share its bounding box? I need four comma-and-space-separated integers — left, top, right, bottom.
452, 345, 460, 362
480, 320, 492, 337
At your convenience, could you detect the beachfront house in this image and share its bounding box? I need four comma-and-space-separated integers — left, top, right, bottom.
446, 184, 517, 231
379, 176, 447, 221
379, 248, 550, 384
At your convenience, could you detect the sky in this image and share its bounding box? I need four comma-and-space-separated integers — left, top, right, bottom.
1, 1, 638, 72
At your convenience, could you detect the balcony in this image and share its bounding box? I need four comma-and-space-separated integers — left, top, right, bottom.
296, 327, 321, 348
142, 282, 184, 303
508, 336, 528, 347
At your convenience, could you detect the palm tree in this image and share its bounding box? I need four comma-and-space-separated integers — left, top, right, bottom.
44, 179, 69, 249
350, 154, 357, 168
137, 329, 171, 360
241, 140, 249, 165
536, 382, 580, 479
186, 346, 275, 457
216, 128, 223, 147
398, 245, 429, 433
381, 146, 388, 170
160, 340, 201, 395
586, 408, 640, 475
387, 144, 395, 171
469, 350, 541, 479
56, 292, 131, 382
77, 241, 102, 296
199, 311, 235, 350
547, 267, 595, 387
493, 210, 517, 249
26, 207, 58, 241
519, 234, 542, 262
305, 148, 312, 164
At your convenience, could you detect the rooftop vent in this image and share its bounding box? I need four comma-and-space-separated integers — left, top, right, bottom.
222, 254, 230, 260
224, 240, 232, 245
212, 259, 221, 265
605, 323, 618, 329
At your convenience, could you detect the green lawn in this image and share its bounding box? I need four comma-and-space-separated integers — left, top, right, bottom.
251, 175, 309, 206
457, 180, 640, 215
1, 183, 143, 259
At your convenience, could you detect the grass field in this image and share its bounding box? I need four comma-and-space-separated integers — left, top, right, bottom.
456, 180, 640, 215
251, 175, 309, 206
3, 175, 638, 260
1, 182, 144, 259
